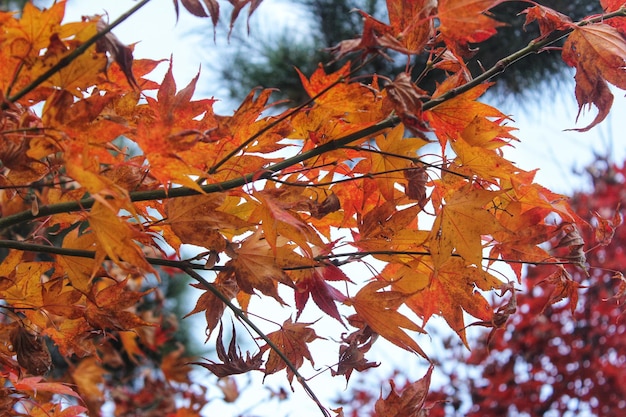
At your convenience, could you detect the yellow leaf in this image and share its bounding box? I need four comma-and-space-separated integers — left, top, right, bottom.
88, 201, 155, 275
345, 281, 427, 357
370, 124, 429, 201
429, 184, 503, 267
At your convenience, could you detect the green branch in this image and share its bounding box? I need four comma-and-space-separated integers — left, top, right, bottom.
0, 240, 575, 272
0, 117, 397, 230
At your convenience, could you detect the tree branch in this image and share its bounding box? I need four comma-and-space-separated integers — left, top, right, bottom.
182, 267, 332, 417
2, 0, 152, 107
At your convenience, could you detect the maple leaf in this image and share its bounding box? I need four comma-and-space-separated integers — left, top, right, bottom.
438, 0, 505, 56
385, 0, 436, 53
185, 273, 239, 338
193, 322, 263, 378
41, 279, 84, 319
30, 20, 108, 96
553, 223, 586, 268
490, 204, 557, 281
261, 318, 322, 384
601, 0, 626, 37
522, 4, 573, 40
56, 229, 100, 294
562, 23, 626, 131
296, 62, 385, 125
226, 230, 294, 304
41, 317, 94, 358
345, 281, 428, 358
404, 162, 429, 207
88, 201, 155, 275
11, 373, 82, 399
384, 73, 430, 135
593, 208, 622, 246
93, 18, 138, 90
85, 278, 154, 331
405, 258, 501, 347
369, 124, 429, 201
161, 344, 194, 383
424, 83, 507, 148
251, 186, 325, 254
166, 193, 253, 253
71, 357, 105, 415
465, 281, 517, 346
329, 0, 435, 60
373, 364, 434, 417
333, 318, 380, 381
429, 183, 503, 267
133, 60, 217, 190
355, 202, 429, 259
9, 326, 52, 376
539, 267, 586, 314
294, 262, 349, 323
450, 129, 520, 183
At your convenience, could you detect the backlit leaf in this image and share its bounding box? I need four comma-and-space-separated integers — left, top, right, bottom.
562, 23, 626, 131
262, 318, 322, 384
345, 281, 428, 357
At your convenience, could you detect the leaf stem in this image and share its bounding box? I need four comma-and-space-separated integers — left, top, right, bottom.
182, 267, 331, 417
0, 239, 576, 269
0, 117, 396, 230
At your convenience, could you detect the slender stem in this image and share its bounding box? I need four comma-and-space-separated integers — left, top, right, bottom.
422, 7, 626, 111
182, 267, 331, 417
0, 117, 396, 230
3, 0, 152, 106
0, 239, 576, 269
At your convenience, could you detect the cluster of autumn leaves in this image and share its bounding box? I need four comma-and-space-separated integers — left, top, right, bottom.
0, 0, 625, 415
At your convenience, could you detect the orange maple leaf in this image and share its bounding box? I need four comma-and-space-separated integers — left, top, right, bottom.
226, 230, 294, 304
88, 201, 155, 275
85, 278, 153, 331
601, 0, 626, 37
424, 83, 507, 148
166, 193, 253, 253
438, 0, 505, 56
185, 274, 239, 338
562, 23, 626, 131
369, 124, 429, 201
522, 4, 573, 40
406, 258, 501, 347
345, 281, 428, 358
261, 318, 323, 384
373, 364, 434, 417
429, 184, 503, 267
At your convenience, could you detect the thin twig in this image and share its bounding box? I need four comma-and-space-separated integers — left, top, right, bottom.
182, 267, 331, 417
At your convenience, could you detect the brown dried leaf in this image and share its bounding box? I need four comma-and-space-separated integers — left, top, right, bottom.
94, 19, 138, 89
373, 364, 434, 417
10, 326, 52, 376
384, 72, 429, 134
193, 322, 263, 378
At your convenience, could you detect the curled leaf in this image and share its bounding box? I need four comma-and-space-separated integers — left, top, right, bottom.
94, 19, 138, 89
193, 322, 263, 378
562, 23, 626, 131
10, 326, 52, 376
384, 72, 429, 134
